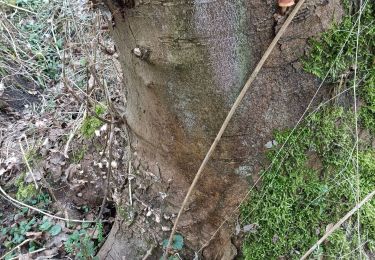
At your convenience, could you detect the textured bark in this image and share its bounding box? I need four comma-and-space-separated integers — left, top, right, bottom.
98, 0, 343, 259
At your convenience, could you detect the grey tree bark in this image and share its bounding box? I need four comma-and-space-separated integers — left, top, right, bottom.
98, 0, 343, 259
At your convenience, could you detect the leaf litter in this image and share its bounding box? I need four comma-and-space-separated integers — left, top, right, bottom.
0, 0, 128, 258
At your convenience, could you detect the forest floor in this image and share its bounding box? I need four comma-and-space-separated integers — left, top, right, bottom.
0, 0, 127, 258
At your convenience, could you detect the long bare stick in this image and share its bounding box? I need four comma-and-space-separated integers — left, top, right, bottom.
164, 1, 306, 258
300, 190, 375, 260
0, 186, 97, 223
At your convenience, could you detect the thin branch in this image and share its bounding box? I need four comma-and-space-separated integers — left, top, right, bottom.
63, 110, 84, 158
62, 49, 115, 125
96, 121, 114, 222
0, 186, 97, 223
0, 239, 32, 260
352, 0, 363, 256
300, 190, 375, 260
142, 245, 155, 260
18, 141, 38, 189
8, 248, 46, 260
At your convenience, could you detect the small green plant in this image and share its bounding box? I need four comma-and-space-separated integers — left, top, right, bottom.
64, 222, 104, 259
1, 0, 65, 88
15, 182, 38, 202
0, 192, 52, 253
162, 234, 184, 251
80, 105, 106, 138
38, 219, 62, 236
72, 146, 87, 163
2, 218, 36, 248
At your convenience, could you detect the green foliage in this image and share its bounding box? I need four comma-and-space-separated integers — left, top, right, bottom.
303, 2, 375, 133
360, 71, 375, 133
27, 192, 52, 207
96, 222, 104, 243
38, 219, 53, 231
72, 146, 87, 163
303, 3, 374, 81
241, 107, 375, 259
80, 105, 106, 138
1, 0, 64, 87
64, 222, 103, 260
16, 182, 38, 202
37, 220, 61, 235
1, 217, 36, 249
242, 5, 375, 258
49, 224, 62, 236
0, 192, 52, 255
162, 234, 184, 251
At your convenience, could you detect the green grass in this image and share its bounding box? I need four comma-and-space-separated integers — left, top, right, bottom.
241, 2, 375, 259
0, 0, 64, 87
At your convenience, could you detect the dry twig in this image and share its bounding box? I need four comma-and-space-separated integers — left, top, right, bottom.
301, 190, 375, 260
0, 239, 33, 260
18, 141, 38, 189
0, 186, 97, 223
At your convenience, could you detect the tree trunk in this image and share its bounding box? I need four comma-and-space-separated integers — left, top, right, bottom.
98, 0, 343, 259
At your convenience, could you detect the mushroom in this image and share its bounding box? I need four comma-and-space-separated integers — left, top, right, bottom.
278, 0, 295, 14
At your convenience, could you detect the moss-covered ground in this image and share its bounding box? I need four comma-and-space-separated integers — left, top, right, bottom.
241, 2, 375, 259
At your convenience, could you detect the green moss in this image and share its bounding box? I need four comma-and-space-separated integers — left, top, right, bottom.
241, 107, 375, 259
242, 4, 375, 258
80, 105, 106, 138
16, 182, 38, 202
25, 148, 41, 167
71, 146, 87, 163
303, 2, 375, 133
360, 72, 375, 133
117, 205, 135, 226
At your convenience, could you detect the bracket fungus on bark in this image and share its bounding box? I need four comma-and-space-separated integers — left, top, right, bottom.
278, 0, 295, 14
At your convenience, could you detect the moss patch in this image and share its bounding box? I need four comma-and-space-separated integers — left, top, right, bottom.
16, 181, 38, 202
241, 2, 375, 259
303, 2, 375, 133
241, 107, 375, 259
80, 105, 106, 138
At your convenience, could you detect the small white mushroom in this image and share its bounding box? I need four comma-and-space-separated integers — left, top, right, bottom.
111, 160, 118, 168
133, 47, 142, 57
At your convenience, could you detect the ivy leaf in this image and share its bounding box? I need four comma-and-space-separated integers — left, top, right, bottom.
162, 234, 184, 251
172, 234, 184, 250
39, 220, 53, 231
49, 224, 62, 236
